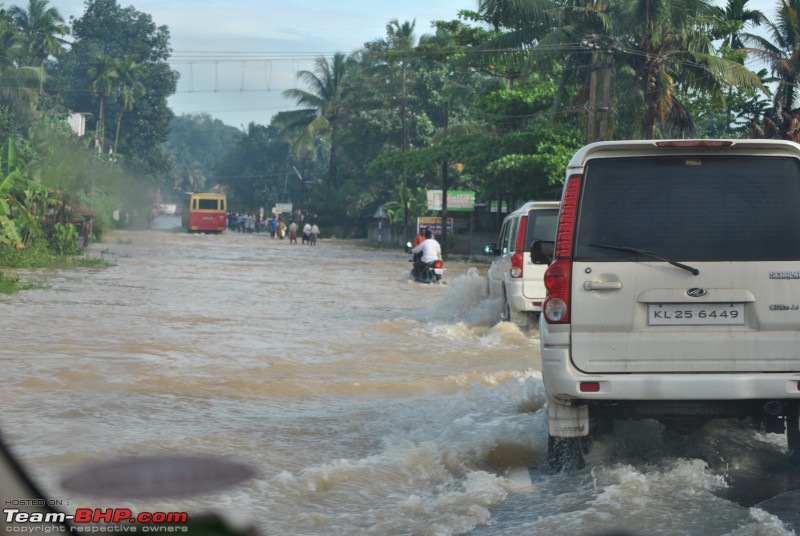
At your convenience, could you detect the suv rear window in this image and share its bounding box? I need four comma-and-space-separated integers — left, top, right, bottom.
526, 209, 558, 247
574, 155, 800, 261
525, 208, 558, 243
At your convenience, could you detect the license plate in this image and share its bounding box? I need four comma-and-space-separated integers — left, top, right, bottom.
434, 268, 444, 275
648, 303, 745, 325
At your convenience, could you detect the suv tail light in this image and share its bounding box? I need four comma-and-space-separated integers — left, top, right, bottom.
510, 216, 528, 278
543, 175, 582, 324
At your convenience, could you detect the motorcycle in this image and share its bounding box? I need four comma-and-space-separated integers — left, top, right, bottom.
405, 242, 444, 283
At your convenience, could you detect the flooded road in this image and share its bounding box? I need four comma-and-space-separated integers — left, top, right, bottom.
1, 216, 799, 535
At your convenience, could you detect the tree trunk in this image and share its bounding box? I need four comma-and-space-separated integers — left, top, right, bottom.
96, 97, 105, 153
114, 113, 123, 154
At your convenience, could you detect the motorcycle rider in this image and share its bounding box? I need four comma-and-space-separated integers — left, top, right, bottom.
413, 227, 427, 247
410, 228, 441, 278
411, 226, 426, 267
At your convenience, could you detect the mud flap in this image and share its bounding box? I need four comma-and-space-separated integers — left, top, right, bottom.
547, 397, 589, 437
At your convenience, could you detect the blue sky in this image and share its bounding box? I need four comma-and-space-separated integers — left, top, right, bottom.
58, 0, 782, 129
58, 0, 473, 128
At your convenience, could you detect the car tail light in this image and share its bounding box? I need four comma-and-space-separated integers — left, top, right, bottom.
544, 260, 571, 322
510, 216, 528, 278
510, 252, 523, 278
580, 382, 600, 392
543, 174, 582, 324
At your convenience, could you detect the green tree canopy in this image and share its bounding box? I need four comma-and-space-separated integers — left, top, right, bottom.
52, 0, 178, 177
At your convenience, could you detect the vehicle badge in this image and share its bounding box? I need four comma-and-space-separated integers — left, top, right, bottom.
686, 288, 707, 298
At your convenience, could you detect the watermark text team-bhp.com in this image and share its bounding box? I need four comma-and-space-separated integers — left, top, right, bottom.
4, 503, 189, 533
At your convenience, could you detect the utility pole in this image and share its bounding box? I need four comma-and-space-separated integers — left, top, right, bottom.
441, 101, 449, 261
587, 49, 599, 143
597, 45, 614, 141
401, 62, 410, 241
577, 35, 615, 143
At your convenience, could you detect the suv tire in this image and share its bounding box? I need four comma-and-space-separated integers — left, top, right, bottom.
547, 436, 585, 473
501, 289, 528, 329
788, 404, 800, 469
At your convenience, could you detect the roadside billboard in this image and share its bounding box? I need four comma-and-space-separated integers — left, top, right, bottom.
426, 190, 475, 212
416, 216, 453, 235
273, 203, 293, 214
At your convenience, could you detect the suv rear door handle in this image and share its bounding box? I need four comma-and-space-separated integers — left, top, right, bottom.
583, 281, 623, 291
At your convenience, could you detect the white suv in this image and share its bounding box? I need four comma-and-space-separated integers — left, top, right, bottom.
537, 139, 800, 471
483, 201, 560, 328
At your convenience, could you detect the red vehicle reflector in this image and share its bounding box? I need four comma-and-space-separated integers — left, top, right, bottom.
580, 382, 600, 392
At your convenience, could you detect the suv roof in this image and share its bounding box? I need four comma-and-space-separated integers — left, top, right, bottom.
511, 200, 561, 213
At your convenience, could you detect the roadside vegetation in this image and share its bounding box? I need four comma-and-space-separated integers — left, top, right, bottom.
0, 0, 158, 290
0, 0, 795, 278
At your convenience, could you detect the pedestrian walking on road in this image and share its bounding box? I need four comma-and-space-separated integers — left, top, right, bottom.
309, 223, 319, 246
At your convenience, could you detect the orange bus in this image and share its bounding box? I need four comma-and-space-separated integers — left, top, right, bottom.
181, 192, 227, 233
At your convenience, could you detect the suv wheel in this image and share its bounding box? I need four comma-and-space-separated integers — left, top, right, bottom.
501, 289, 529, 329
787, 404, 800, 469
547, 436, 585, 473
500, 292, 512, 322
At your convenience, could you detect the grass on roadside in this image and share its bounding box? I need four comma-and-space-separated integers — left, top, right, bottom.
0, 239, 114, 293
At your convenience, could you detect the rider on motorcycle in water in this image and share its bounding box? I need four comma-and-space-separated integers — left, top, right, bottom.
410, 229, 442, 277
411, 227, 426, 266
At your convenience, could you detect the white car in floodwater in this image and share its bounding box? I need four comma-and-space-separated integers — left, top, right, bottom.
483, 200, 560, 329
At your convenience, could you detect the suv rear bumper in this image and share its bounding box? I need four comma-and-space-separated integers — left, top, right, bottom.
507, 279, 545, 313
542, 342, 800, 402
543, 338, 800, 438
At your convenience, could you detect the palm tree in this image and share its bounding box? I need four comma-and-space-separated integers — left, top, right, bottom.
279, 53, 355, 206
477, 0, 617, 140
0, 14, 42, 118
615, 0, 767, 138
112, 57, 146, 152
8, 0, 68, 94
87, 55, 118, 154
365, 19, 421, 239
709, 0, 767, 132
169, 149, 206, 193
711, 0, 766, 50
476, 0, 562, 86
478, 0, 765, 138
741, 0, 800, 113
